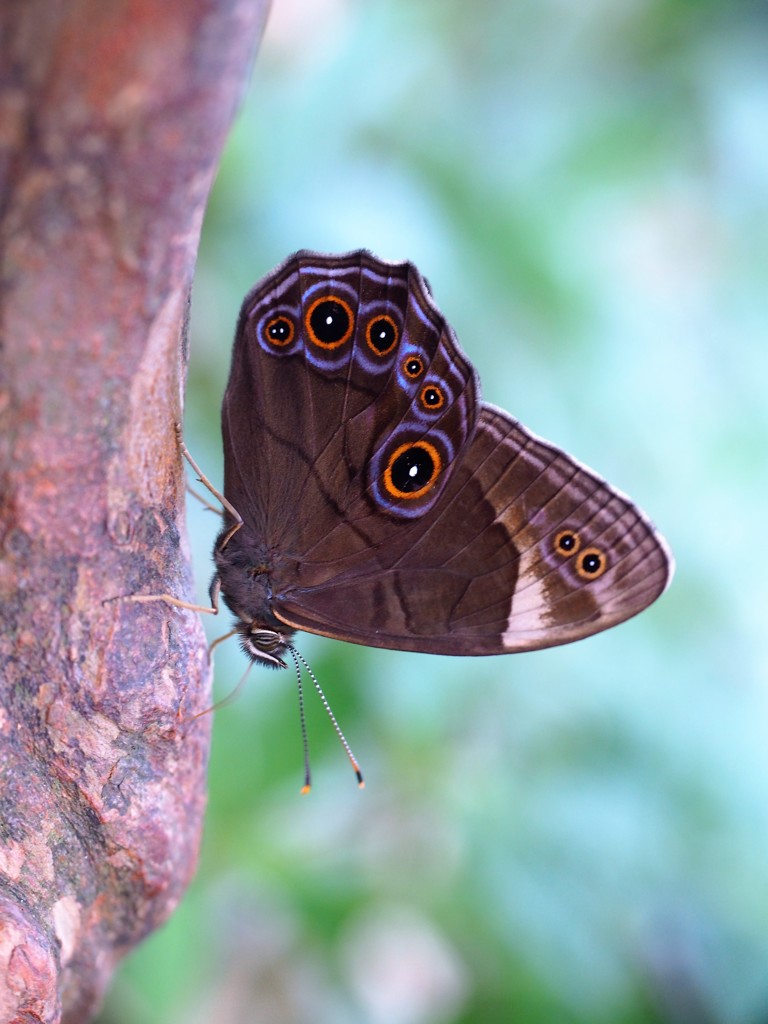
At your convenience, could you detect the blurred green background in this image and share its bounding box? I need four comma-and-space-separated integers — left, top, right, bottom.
97, 0, 768, 1021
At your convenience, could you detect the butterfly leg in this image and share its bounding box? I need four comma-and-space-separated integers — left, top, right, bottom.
174, 423, 243, 550
175, 423, 241, 523
119, 574, 222, 616
110, 425, 232, 614
186, 481, 221, 515
106, 427, 238, 614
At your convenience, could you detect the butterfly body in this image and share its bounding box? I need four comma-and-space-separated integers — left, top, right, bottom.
212, 250, 672, 666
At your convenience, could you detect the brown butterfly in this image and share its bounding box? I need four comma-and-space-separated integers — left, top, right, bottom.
193, 250, 673, 671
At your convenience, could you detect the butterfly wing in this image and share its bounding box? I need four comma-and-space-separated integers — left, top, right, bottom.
274, 405, 672, 653
220, 250, 477, 595
220, 249, 672, 655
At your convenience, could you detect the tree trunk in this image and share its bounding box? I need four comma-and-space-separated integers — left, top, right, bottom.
0, 2, 270, 1020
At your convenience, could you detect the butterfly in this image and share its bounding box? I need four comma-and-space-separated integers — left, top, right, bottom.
191, 249, 672, 673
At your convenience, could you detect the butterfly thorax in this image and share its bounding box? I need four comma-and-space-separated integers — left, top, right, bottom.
213, 526, 295, 668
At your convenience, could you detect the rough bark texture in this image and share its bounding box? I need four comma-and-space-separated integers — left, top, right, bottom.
0, 2, 271, 1020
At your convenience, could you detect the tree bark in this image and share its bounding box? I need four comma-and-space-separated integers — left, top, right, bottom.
0, 2, 270, 1020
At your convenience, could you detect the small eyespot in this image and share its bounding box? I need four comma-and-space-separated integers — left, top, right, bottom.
366, 315, 399, 356
383, 440, 442, 500
402, 355, 425, 380
305, 295, 354, 350
576, 547, 607, 580
264, 315, 295, 347
420, 383, 445, 411
554, 530, 581, 557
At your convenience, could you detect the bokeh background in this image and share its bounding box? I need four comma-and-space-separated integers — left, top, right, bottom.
97, 0, 768, 1021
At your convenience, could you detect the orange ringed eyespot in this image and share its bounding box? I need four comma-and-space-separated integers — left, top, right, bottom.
304, 295, 354, 349
265, 315, 295, 347
554, 529, 581, 557
366, 314, 399, 356
403, 355, 424, 379
383, 440, 442, 500
576, 547, 607, 580
420, 383, 444, 410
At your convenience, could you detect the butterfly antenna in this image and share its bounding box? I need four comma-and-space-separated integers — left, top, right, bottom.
185, 657, 254, 723
286, 645, 313, 794
287, 644, 365, 790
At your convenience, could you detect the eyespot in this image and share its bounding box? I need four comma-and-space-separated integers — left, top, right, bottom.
383, 440, 442, 500
576, 547, 607, 580
402, 355, 425, 380
554, 529, 581, 557
366, 315, 399, 356
305, 295, 354, 350
264, 315, 295, 347
419, 383, 445, 411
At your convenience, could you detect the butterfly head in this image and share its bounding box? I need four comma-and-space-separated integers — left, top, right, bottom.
236, 623, 294, 669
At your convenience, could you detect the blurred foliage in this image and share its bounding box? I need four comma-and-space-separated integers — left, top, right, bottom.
97, 0, 768, 1022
